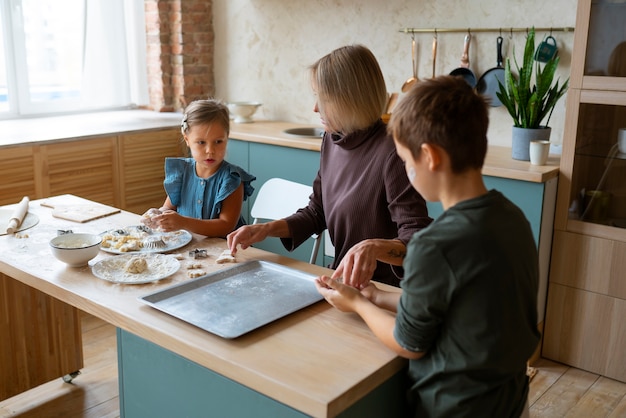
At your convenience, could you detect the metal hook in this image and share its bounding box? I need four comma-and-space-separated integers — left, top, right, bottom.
510, 28, 513, 39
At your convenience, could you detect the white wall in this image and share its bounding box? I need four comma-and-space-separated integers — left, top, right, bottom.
213, 0, 576, 148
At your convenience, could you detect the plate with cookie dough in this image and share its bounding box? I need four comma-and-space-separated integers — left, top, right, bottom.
99, 225, 192, 254
92, 254, 180, 284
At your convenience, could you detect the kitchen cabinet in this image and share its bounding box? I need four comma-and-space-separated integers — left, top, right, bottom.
0, 128, 183, 214
228, 138, 324, 265
0, 272, 83, 401
117, 329, 406, 418
118, 130, 186, 214
0, 146, 38, 206
543, 0, 626, 382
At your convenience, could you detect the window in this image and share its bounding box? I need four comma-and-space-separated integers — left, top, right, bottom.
0, 0, 148, 119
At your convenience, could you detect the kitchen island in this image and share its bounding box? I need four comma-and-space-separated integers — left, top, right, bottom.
0, 196, 407, 417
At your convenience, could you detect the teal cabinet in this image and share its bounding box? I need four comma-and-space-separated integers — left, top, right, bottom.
227, 139, 324, 265
227, 139, 251, 224
117, 329, 407, 418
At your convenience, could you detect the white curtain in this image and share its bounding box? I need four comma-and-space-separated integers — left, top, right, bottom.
81, 0, 148, 109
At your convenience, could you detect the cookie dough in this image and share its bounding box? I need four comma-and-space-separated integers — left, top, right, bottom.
215, 250, 236, 264
124, 256, 148, 274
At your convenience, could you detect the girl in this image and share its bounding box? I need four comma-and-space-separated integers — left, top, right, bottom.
144, 99, 255, 237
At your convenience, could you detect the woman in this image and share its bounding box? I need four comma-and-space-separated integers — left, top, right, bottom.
228, 45, 431, 287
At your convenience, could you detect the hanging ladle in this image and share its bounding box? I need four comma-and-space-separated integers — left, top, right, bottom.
401, 34, 419, 92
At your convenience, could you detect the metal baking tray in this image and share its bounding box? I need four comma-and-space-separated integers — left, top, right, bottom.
139, 260, 323, 339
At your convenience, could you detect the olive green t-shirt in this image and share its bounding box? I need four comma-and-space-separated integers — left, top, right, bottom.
395, 190, 540, 417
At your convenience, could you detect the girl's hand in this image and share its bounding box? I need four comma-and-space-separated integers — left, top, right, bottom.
153, 211, 184, 232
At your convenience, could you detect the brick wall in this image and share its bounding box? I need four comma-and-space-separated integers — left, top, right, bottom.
144, 0, 215, 112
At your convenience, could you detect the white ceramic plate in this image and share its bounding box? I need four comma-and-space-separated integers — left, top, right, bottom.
92, 254, 180, 284
99, 225, 192, 254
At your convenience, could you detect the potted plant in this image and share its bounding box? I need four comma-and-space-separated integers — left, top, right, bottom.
496, 27, 569, 161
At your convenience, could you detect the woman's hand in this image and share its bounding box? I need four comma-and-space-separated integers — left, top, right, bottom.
226, 224, 270, 255
331, 240, 378, 289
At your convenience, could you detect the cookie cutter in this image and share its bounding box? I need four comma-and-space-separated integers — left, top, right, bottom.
189, 249, 208, 259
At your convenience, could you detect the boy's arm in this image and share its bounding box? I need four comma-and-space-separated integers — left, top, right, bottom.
315, 276, 425, 360
361, 282, 402, 312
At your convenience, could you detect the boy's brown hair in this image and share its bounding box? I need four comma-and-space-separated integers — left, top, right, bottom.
388, 75, 489, 174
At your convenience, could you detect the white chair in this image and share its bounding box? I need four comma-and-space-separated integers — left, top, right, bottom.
251, 178, 321, 264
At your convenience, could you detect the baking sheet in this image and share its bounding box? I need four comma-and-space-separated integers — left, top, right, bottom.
139, 260, 324, 339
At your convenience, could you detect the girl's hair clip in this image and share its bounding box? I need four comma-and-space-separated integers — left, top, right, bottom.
181, 114, 189, 133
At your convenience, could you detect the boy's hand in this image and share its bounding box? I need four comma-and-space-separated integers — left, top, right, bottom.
314, 275, 366, 313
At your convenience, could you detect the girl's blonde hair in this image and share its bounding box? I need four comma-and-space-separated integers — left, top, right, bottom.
181, 99, 230, 137
311, 45, 387, 134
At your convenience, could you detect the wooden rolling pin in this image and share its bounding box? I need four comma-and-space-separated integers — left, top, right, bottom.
6, 196, 29, 234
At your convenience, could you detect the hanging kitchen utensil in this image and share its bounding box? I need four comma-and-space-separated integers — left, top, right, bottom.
450, 33, 477, 87
476, 36, 506, 107
535, 34, 558, 63
431, 33, 438, 78
401, 34, 419, 92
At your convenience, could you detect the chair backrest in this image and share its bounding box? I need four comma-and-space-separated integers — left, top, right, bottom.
250, 178, 321, 264
251, 178, 313, 222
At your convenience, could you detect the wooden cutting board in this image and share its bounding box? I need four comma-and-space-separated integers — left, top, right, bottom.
41, 195, 121, 223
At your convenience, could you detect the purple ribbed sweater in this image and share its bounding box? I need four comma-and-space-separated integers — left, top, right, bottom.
283, 120, 432, 286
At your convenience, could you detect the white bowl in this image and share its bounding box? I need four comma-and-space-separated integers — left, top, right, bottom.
227, 102, 262, 123
50, 233, 102, 267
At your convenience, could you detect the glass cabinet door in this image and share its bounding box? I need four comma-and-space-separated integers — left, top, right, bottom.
585, 0, 626, 78
569, 99, 626, 228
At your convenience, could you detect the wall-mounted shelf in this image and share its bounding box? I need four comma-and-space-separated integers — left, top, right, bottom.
399, 27, 575, 35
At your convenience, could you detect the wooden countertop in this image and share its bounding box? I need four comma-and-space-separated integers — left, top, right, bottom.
0, 196, 405, 418
230, 121, 561, 184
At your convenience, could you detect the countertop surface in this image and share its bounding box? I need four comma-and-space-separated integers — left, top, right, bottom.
1, 111, 560, 183
0, 196, 405, 418
0, 110, 182, 145
230, 121, 561, 184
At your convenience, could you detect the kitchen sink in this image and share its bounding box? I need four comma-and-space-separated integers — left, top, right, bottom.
282, 127, 325, 138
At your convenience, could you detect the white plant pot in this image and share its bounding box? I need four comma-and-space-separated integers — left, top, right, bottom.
511, 126, 552, 161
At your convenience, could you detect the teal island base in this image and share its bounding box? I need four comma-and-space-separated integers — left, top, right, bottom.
117, 329, 409, 417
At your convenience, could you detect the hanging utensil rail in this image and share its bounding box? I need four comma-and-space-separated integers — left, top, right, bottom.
400, 27, 574, 35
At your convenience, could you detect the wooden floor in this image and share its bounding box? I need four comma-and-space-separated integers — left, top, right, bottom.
1, 312, 626, 418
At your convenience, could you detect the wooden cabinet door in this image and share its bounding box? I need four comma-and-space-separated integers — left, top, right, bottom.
543, 282, 626, 382
118, 129, 184, 214
0, 273, 83, 400
38, 137, 119, 207
0, 146, 38, 206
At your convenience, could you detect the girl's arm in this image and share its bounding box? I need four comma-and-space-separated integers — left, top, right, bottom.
156, 184, 244, 236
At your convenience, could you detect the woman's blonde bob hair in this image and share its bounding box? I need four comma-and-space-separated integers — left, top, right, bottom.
310, 45, 387, 134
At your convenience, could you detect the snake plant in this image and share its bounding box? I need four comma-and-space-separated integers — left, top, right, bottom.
496, 28, 569, 129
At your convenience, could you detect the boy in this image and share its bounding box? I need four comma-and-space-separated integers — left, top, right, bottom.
315, 75, 540, 417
